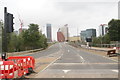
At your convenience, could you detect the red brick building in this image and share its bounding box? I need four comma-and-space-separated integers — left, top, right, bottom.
57, 32, 65, 42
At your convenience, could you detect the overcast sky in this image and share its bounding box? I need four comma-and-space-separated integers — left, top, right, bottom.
0, 0, 119, 40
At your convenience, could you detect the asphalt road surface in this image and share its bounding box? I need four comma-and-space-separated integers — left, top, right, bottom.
28, 43, 118, 78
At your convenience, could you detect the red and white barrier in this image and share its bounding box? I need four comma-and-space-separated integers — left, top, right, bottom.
0, 56, 35, 79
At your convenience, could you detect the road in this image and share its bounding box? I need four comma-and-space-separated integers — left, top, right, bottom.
27, 43, 118, 78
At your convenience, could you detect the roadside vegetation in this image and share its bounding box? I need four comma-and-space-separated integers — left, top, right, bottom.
69, 19, 120, 48
0, 21, 48, 52
92, 19, 120, 47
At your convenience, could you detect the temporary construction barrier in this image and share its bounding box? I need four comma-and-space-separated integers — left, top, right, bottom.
0, 56, 35, 79
0, 61, 15, 79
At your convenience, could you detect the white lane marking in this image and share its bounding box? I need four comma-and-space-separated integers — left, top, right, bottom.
70, 44, 118, 63
80, 56, 83, 60
112, 70, 118, 73
68, 50, 70, 52
79, 55, 85, 63
63, 70, 71, 74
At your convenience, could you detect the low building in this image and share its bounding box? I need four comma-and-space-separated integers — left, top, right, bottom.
69, 36, 81, 42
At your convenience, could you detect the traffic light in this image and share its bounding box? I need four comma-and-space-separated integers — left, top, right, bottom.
6, 13, 14, 33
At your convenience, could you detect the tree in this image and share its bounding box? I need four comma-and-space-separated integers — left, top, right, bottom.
108, 19, 120, 41
22, 23, 48, 50
8, 33, 18, 52
38, 33, 48, 49
0, 20, 3, 53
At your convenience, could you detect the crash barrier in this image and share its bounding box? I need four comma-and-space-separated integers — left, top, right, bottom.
0, 56, 35, 79
8, 48, 43, 56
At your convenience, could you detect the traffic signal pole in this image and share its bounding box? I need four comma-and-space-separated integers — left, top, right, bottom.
2, 7, 14, 60
2, 7, 7, 60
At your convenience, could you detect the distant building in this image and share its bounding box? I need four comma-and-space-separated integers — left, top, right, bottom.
80, 30, 86, 42
86, 29, 96, 38
69, 36, 81, 42
46, 24, 52, 42
58, 24, 69, 42
57, 28, 65, 42
99, 24, 108, 36
80, 28, 96, 42
19, 28, 27, 34
118, 1, 120, 19
14, 31, 19, 35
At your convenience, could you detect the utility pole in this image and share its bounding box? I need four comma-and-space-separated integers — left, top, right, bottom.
2, 7, 14, 60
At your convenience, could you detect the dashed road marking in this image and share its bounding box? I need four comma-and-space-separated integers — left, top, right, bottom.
112, 70, 118, 73
68, 44, 118, 63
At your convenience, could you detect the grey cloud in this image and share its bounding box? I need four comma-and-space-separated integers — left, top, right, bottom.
54, 2, 117, 12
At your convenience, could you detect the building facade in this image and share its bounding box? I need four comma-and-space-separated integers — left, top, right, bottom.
57, 24, 69, 42
99, 24, 108, 36
57, 31, 65, 42
86, 29, 96, 38
46, 24, 52, 42
80, 29, 96, 42
59, 24, 69, 41
80, 30, 86, 42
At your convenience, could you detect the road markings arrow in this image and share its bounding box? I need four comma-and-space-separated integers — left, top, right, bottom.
68, 50, 70, 52
63, 70, 71, 74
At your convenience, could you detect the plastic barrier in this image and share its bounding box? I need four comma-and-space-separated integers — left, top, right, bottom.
0, 56, 35, 79
0, 61, 15, 79
0, 57, 2, 60
7, 56, 35, 69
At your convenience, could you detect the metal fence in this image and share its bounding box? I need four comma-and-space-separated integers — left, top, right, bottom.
93, 44, 120, 48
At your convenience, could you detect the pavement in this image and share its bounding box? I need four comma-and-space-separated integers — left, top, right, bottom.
27, 43, 118, 78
